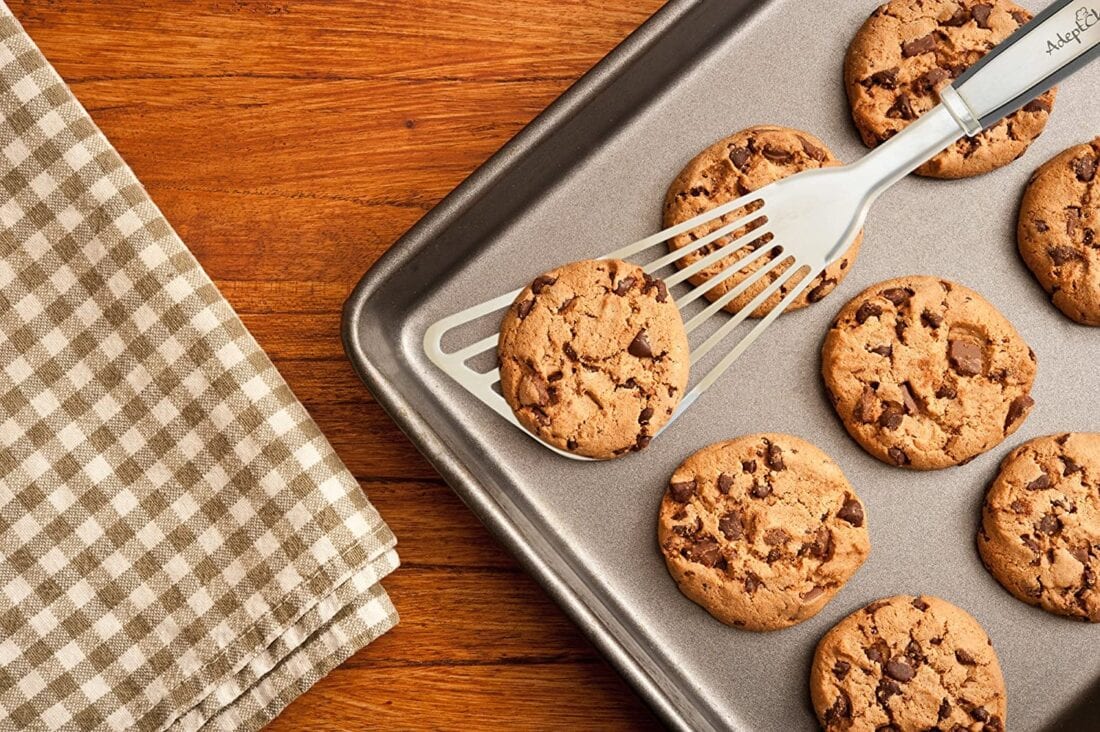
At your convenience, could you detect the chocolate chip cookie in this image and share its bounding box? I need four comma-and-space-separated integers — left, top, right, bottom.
811, 595, 1007, 731
1018, 137, 1100, 325
498, 259, 689, 459
663, 125, 862, 317
845, 0, 1057, 179
822, 275, 1036, 470
657, 434, 870, 631
978, 433, 1100, 622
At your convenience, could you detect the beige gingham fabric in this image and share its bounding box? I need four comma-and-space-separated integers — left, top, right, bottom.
0, 4, 398, 730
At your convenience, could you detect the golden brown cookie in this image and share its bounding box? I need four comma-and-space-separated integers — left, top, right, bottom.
498, 259, 689, 459
978, 433, 1100, 622
845, 0, 1057, 179
1018, 137, 1100, 325
663, 125, 862, 317
657, 434, 870, 631
822, 275, 1036, 470
811, 595, 1007, 731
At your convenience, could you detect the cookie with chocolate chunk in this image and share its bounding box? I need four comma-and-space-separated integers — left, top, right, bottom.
657, 434, 870, 631
811, 595, 1007, 731
845, 0, 1056, 179
978, 433, 1100, 622
1018, 137, 1100, 325
822, 275, 1036, 469
663, 125, 862, 317
498, 259, 689, 459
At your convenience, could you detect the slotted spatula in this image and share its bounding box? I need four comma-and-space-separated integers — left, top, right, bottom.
425, 0, 1100, 459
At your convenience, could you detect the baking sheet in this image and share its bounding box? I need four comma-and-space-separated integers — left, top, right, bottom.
343, 1, 1100, 729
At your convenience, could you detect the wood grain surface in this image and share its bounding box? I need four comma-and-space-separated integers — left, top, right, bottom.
8, 1, 666, 729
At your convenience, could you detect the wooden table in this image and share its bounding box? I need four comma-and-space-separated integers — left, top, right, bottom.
11, 1, 665, 728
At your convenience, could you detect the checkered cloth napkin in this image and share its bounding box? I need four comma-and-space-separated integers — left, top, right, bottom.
0, 5, 398, 730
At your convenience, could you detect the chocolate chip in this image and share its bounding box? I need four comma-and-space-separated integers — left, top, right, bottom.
669, 480, 696, 502
516, 299, 534, 319
807, 526, 834, 561
558, 295, 577, 313
876, 677, 902, 704
898, 382, 919, 415
566, 438, 577, 450
761, 145, 794, 163
1061, 455, 1083, 476
531, 275, 557, 294
1074, 156, 1098, 183
1039, 513, 1061, 534
886, 94, 916, 120
1011, 8, 1029, 23
1035, 219, 1050, 232
728, 146, 751, 169
766, 443, 785, 471
717, 472, 734, 494
921, 310, 943, 328
1023, 98, 1052, 113
824, 691, 850, 723
971, 706, 990, 723
870, 344, 893, 357
936, 382, 957, 399
801, 586, 825, 603
884, 658, 914, 682
837, 498, 864, 527
637, 407, 654, 426
833, 660, 851, 679
888, 447, 910, 466
751, 480, 772, 499
741, 459, 757, 473
943, 6, 971, 25
912, 596, 930, 611
938, 698, 952, 720
856, 301, 883, 324
613, 276, 636, 295
866, 67, 899, 88
972, 3, 993, 28
530, 379, 551, 406
1026, 472, 1051, 491
744, 572, 763, 594
719, 511, 743, 541
916, 67, 950, 94
1049, 246, 1083, 265
641, 273, 669, 302
856, 384, 877, 424
1067, 207, 1082, 236
806, 278, 835, 303
563, 343, 578, 361
1004, 395, 1034, 429
799, 136, 826, 161
902, 33, 936, 57
628, 330, 653, 358
878, 401, 905, 430
881, 287, 911, 306
764, 528, 789, 546
949, 339, 983, 376
864, 601, 889, 615
691, 538, 722, 567
955, 649, 977, 665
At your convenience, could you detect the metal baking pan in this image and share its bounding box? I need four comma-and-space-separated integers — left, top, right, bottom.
342, 0, 1100, 728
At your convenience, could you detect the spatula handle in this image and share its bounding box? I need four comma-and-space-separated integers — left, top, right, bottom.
944, 0, 1100, 133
